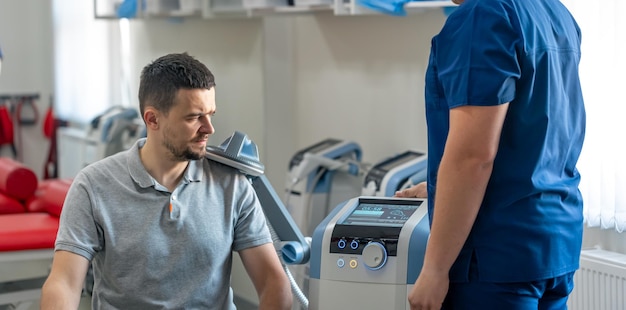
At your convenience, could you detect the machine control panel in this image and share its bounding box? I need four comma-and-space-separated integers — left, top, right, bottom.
330, 229, 399, 256
329, 198, 422, 259
309, 196, 430, 310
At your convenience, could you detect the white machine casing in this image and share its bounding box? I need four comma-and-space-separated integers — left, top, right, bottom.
284, 139, 363, 309
285, 138, 363, 237
362, 150, 427, 197
308, 196, 430, 310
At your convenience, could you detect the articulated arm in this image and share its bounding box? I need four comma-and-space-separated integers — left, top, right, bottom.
251, 174, 310, 265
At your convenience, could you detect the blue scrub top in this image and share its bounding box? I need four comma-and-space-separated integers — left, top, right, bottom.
425, 0, 586, 283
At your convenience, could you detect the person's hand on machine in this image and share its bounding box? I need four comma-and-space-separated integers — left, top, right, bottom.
394, 181, 427, 198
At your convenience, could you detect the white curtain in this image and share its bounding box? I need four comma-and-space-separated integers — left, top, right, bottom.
561, 0, 626, 232
52, 0, 128, 124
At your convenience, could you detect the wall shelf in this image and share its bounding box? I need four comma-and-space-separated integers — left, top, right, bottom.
335, 0, 455, 15
94, 0, 455, 19
205, 1, 335, 18
248, 4, 334, 16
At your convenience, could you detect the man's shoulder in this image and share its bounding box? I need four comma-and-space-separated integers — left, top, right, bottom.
80, 148, 132, 179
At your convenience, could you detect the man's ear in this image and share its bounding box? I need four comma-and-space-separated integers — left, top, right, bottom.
144, 108, 159, 130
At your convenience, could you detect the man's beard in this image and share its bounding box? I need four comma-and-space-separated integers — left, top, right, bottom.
163, 135, 206, 161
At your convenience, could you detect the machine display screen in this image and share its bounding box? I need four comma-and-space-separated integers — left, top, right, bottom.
341, 198, 423, 227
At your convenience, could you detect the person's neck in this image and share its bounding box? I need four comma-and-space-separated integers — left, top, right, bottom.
139, 139, 188, 192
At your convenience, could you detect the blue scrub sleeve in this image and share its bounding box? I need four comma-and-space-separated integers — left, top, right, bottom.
435, 1, 521, 108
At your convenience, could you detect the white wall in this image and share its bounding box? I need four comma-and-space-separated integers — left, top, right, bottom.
0, 0, 53, 179
126, 17, 266, 151
292, 12, 440, 165
116, 11, 445, 189
255, 11, 446, 189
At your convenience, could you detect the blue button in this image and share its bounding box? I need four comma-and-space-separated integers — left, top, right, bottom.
350, 240, 359, 250
337, 258, 345, 268
338, 239, 346, 249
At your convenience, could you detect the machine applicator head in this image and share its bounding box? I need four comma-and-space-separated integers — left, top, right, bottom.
205, 131, 265, 177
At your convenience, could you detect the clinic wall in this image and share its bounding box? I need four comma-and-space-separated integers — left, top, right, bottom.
0, 0, 54, 179
126, 17, 266, 156
257, 11, 448, 191
290, 12, 444, 167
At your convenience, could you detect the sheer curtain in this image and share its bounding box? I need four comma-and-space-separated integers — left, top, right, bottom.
52, 0, 129, 124
561, 0, 626, 232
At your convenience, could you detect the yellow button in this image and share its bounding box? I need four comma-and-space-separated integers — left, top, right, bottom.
349, 259, 358, 269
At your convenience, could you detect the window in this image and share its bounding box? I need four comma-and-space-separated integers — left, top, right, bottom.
52, 0, 131, 124
562, 0, 626, 232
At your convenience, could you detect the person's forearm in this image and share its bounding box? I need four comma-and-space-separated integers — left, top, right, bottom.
422, 153, 493, 275
41, 280, 82, 310
257, 278, 293, 310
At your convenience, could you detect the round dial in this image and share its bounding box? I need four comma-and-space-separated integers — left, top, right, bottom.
362, 242, 388, 270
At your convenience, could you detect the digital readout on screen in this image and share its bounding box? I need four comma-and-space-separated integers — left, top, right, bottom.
341, 200, 422, 227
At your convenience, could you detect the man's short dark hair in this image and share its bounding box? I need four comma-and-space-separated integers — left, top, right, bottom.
138, 52, 215, 117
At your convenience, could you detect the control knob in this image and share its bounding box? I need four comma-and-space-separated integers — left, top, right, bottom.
362, 241, 387, 270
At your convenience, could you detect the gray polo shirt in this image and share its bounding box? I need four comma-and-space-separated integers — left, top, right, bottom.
55, 138, 273, 309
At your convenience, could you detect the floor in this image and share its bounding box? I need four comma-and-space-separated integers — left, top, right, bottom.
0, 277, 91, 310
75, 292, 257, 309
0, 291, 249, 310
233, 295, 258, 310
0, 278, 257, 310
62, 294, 254, 310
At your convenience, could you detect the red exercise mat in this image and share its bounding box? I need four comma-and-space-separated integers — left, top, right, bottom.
0, 191, 25, 214
0, 213, 59, 251
0, 157, 38, 200
25, 178, 71, 217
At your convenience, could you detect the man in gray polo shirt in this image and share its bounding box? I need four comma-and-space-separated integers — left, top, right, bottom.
41, 53, 292, 309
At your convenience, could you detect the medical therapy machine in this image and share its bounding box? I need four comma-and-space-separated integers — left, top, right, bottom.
286, 139, 364, 237
88, 106, 144, 159
59, 106, 145, 179
205, 132, 432, 310
205, 132, 312, 308
362, 150, 427, 197
205, 132, 310, 265
308, 196, 430, 310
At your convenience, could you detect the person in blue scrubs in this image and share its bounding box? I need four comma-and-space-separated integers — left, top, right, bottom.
395, 0, 586, 309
